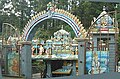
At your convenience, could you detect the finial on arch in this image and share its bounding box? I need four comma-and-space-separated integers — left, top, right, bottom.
47, 2, 56, 11
103, 6, 106, 11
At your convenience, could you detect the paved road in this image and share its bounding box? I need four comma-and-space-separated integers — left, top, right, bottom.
3, 77, 23, 79
2, 73, 42, 79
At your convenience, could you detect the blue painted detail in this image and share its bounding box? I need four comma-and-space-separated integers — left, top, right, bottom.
24, 12, 82, 41
95, 10, 114, 29
86, 51, 109, 74
25, 14, 48, 40
25, 15, 78, 40
51, 16, 78, 36
54, 12, 80, 31
53, 14, 79, 33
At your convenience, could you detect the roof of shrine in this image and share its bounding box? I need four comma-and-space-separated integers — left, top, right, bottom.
95, 6, 113, 28
54, 26, 69, 36
90, 6, 119, 34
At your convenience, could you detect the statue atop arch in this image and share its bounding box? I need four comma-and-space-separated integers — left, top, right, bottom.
47, 2, 56, 12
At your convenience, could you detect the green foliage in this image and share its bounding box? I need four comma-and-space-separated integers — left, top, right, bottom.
57, 0, 68, 10
33, 19, 75, 40
70, 1, 116, 29
34, 27, 51, 40
0, 0, 30, 32
64, 25, 75, 38
0, 0, 119, 38
32, 60, 45, 72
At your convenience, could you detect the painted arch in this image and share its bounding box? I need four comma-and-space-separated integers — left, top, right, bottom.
22, 9, 87, 41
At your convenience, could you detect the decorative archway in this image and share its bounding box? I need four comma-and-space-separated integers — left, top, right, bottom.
22, 7, 87, 41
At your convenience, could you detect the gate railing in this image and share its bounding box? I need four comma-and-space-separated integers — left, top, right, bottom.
2, 44, 21, 77
85, 41, 109, 74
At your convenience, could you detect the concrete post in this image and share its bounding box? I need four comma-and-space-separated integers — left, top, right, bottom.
0, 56, 2, 79
0, 65, 2, 79
20, 41, 32, 79
46, 60, 52, 78
71, 60, 76, 76
75, 38, 88, 76
2, 45, 12, 75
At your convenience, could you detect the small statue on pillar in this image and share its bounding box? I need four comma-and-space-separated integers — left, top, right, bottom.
45, 48, 51, 55
31, 46, 35, 55
39, 44, 44, 55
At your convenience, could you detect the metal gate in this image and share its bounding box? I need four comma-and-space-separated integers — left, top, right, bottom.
2, 44, 21, 77
85, 39, 110, 74
85, 25, 118, 74
1, 23, 21, 77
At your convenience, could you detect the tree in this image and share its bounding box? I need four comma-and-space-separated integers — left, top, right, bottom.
0, 0, 118, 38
0, 0, 32, 33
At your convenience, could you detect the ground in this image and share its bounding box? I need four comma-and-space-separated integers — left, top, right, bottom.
2, 73, 42, 79
3, 77, 23, 79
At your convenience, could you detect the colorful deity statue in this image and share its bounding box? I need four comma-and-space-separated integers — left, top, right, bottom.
91, 52, 100, 74
39, 44, 44, 55
45, 48, 51, 55
31, 46, 35, 55
95, 6, 113, 29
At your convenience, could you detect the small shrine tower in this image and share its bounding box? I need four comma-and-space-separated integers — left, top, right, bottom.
51, 26, 72, 55
89, 6, 119, 72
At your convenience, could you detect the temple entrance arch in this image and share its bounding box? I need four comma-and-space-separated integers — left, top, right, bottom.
21, 4, 87, 78
22, 8, 87, 41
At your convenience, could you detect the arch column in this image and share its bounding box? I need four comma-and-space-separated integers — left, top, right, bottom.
25, 14, 79, 41
75, 38, 88, 75
22, 10, 86, 41
20, 41, 32, 79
